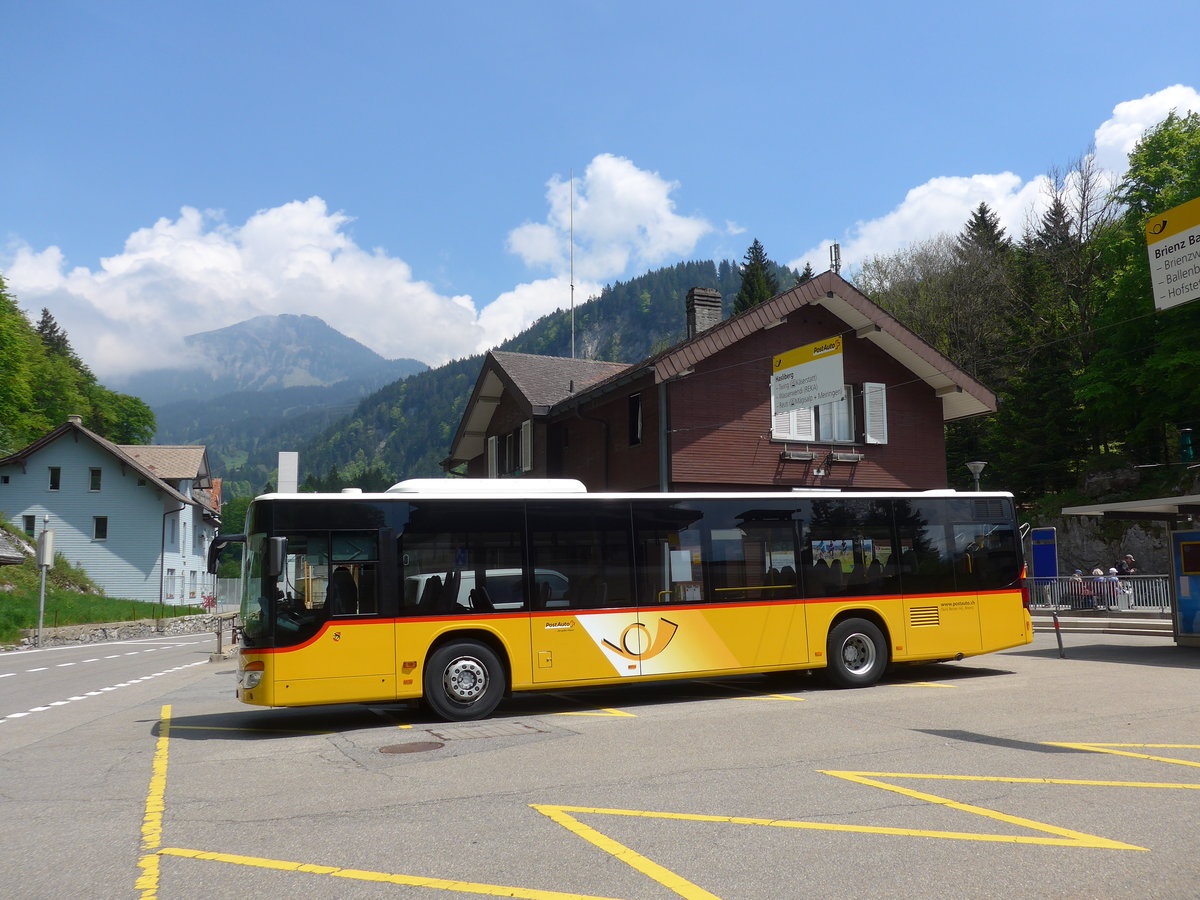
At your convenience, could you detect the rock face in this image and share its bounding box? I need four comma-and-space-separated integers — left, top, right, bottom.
1030, 516, 1171, 576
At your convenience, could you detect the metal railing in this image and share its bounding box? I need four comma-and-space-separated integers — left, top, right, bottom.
1024, 575, 1171, 613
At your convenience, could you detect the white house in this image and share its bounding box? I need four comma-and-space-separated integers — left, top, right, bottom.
0, 416, 221, 605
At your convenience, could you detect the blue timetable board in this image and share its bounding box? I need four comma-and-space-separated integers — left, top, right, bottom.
1171, 530, 1200, 638
1030, 527, 1058, 579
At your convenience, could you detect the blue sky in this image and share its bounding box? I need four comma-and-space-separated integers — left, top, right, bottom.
2, 1, 1197, 378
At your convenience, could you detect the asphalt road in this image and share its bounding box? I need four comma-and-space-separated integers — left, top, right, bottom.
2, 631, 1199, 899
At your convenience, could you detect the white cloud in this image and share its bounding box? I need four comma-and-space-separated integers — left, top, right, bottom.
5, 198, 482, 377
789, 173, 1049, 273
1094, 84, 1200, 173
789, 84, 1200, 274
507, 154, 712, 282
5, 156, 715, 379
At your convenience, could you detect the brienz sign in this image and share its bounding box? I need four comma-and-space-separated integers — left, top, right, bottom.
771, 336, 844, 416
1147, 195, 1200, 312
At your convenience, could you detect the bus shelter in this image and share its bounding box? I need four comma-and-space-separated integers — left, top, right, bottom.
1062, 494, 1200, 647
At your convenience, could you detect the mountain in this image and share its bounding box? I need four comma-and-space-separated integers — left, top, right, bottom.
114, 314, 426, 406
124, 314, 428, 496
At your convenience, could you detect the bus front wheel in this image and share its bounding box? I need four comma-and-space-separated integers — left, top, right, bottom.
423, 641, 506, 721
826, 618, 887, 688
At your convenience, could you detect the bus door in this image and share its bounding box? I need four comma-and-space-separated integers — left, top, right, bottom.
631, 501, 808, 678
270, 530, 398, 705
527, 503, 642, 684
894, 500, 985, 658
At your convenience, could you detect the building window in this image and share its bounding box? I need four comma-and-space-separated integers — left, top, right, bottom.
48, 467, 61, 491
1, 475, 10, 484
628, 394, 643, 446
89, 467, 102, 491
94, 517, 108, 540
772, 383, 883, 444
22, 515, 36, 536
166, 568, 176, 599
169, 517, 177, 545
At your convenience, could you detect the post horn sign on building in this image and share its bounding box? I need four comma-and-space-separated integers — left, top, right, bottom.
771, 336, 845, 416
1147, 195, 1200, 312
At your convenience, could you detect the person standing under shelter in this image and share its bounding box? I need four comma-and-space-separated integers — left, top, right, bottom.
1117, 554, 1138, 577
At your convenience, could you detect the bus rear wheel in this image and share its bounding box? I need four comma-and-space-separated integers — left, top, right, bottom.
826, 618, 887, 688
423, 640, 506, 721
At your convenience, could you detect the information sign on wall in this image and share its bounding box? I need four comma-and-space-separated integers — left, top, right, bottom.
1146, 195, 1200, 312
771, 336, 844, 416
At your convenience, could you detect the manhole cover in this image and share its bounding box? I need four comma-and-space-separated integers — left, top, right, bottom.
379, 741, 444, 754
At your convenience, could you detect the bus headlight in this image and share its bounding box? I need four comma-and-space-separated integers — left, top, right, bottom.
241, 660, 265, 690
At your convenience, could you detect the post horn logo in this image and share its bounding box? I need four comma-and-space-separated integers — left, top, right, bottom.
602, 618, 679, 661
1150, 218, 1168, 235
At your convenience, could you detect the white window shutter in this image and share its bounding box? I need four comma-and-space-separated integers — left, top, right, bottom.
487, 435, 498, 478
793, 406, 815, 441
771, 383, 815, 441
521, 420, 533, 472
863, 382, 888, 444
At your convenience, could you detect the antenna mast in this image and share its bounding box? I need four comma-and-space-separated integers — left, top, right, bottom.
570, 168, 575, 359
829, 242, 841, 275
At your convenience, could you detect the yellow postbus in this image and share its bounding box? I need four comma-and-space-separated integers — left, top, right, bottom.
209, 480, 1031, 721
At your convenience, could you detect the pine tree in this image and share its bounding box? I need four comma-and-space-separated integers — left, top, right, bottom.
795, 262, 815, 286
733, 239, 780, 315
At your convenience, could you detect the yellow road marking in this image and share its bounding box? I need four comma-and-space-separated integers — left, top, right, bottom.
821, 772, 1147, 849
895, 681, 957, 688
532, 806, 721, 900
1046, 743, 1200, 768
135, 704, 172, 898
556, 707, 637, 717
157, 847, 630, 899
730, 693, 807, 702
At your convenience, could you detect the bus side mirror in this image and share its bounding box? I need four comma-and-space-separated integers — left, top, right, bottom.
265, 536, 287, 578
207, 534, 246, 575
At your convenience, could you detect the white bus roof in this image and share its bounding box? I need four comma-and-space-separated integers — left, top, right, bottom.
386, 478, 588, 495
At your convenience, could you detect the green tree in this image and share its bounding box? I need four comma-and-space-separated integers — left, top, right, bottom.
733, 239, 780, 314
1080, 111, 1200, 464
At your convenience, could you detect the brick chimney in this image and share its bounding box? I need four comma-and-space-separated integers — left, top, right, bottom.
686, 287, 722, 339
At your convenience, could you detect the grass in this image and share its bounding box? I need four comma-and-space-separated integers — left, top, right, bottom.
0, 525, 204, 645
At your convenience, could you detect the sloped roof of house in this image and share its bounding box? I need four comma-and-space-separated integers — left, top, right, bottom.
551, 270, 996, 420
117, 445, 211, 486
446, 352, 629, 466
445, 271, 998, 470
0, 418, 217, 515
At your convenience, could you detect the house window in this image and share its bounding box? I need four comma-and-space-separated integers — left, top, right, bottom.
169, 517, 177, 545
628, 394, 643, 446
772, 383, 888, 445
166, 568, 176, 599
1, 475, 9, 484
94, 517, 108, 540
89, 467, 102, 491
189, 570, 197, 599
48, 467, 61, 491
22, 515, 36, 536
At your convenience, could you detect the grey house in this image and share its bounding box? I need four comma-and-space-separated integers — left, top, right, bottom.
0, 416, 221, 604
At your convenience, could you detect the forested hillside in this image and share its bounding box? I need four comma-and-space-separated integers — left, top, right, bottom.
0, 281, 155, 453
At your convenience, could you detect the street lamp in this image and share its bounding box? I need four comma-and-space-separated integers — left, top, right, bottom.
965, 460, 987, 491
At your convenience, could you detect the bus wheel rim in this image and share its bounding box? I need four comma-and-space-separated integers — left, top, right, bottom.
443, 656, 488, 702
842, 634, 875, 674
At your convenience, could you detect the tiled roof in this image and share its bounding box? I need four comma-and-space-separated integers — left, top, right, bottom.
117, 445, 209, 482
489, 352, 629, 409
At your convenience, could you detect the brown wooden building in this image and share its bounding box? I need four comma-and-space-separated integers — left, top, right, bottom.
444, 271, 995, 491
